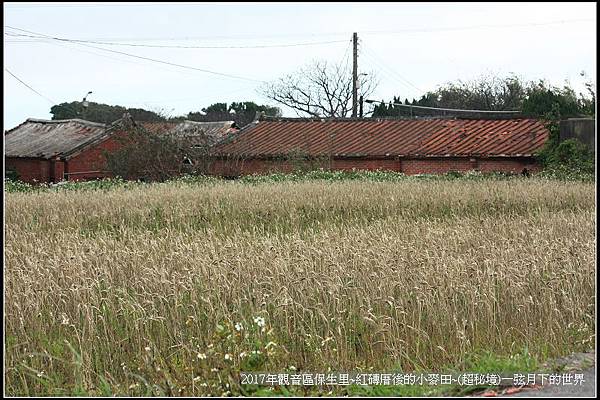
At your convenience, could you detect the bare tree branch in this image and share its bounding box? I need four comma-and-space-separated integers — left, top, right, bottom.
259, 59, 378, 118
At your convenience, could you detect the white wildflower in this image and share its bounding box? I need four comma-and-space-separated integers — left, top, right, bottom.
224, 353, 232, 361
197, 353, 207, 360
253, 316, 266, 327
234, 322, 244, 331
144, 346, 151, 352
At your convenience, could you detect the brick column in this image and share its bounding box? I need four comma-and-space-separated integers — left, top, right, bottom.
51, 157, 65, 183
470, 158, 478, 170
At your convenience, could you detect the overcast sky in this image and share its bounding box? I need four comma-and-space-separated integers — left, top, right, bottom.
3, 2, 596, 130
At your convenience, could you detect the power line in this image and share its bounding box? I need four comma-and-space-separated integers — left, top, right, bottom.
5, 68, 88, 117
10, 35, 255, 81
359, 49, 421, 96
5, 26, 268, 83
5, 18, 591, 43
360, 18, 595, 36
364, 99, 521, 114
360, 43, 424, 94
339, 37, 352, 72
33, 36, 227, 76
4, 32, 348, 49
4, 2, 175, 8
5, 68, 56, 104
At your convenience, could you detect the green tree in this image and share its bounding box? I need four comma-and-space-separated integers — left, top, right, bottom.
521, 81, 582, 119
50, 102, 167, 124
187, 101, 281, 127
202, 103, 228, 114
373, 74, 595, 119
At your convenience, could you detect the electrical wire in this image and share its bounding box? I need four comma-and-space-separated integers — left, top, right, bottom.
4, 31, 348, 49
5, 68, 56, 104
6, 63, 179, 119
5, 18, 591, 44
365, 99, 520, 114
340, 36, 352, 72
5, 26, 268, 83
360, 18, 595, 36
359, 42, 424, 94
36, 36, 220, 77
359, 50, 418, 96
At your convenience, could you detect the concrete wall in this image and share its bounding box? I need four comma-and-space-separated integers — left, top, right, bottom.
560, 119, 595, 152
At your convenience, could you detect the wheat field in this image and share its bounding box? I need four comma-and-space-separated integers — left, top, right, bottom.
4, 178, 596, 396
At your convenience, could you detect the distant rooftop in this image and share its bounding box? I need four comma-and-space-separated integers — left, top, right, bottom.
4, 118, 113, 159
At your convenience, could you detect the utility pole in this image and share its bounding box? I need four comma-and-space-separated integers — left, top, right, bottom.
352, 32, 358, 118
359, 95, 363, 118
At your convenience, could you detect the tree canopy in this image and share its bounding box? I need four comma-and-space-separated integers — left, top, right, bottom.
50, 102, 168, 124
372, 74, 595, 119
49, 101, 281, 127
187, 101, 281, 127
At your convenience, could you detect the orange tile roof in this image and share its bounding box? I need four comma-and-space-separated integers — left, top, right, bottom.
214, 118, 549, 158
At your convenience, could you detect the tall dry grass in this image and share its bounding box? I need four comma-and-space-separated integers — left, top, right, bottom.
4, 179, 596, 395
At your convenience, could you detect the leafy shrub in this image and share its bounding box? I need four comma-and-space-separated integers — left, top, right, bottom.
4, 179, 38, 193
535, 115, 595, 180
5, 168, 20, 182
549, 139, 594, 172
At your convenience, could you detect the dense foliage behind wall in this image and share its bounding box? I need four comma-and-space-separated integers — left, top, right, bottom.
372, 74, 595, 120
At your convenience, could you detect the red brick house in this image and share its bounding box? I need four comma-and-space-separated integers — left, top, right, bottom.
4, 118, 125, 183
4, 118, 239, 183
210, 116, 550, 176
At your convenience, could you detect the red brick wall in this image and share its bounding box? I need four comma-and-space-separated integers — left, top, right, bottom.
51, 159, 65, 182
332, 159, 401, 171
401, 158, 474, 174
65, 136, 123, 181
478, 158, 541, 173
5, 157, 51, 183
6, 132, 127, 183
209, 156, 541, 176
208, 158, 291, 176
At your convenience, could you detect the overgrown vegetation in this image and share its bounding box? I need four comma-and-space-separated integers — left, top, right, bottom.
373, 73, 596, 178
4, 167, 595, 194
5, 178, 595, 396
533, 104, 595, 180
103, 122, 219, 182
372, 73, 596, 119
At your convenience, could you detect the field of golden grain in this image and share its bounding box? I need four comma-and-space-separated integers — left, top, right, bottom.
4, 178, 595, 396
